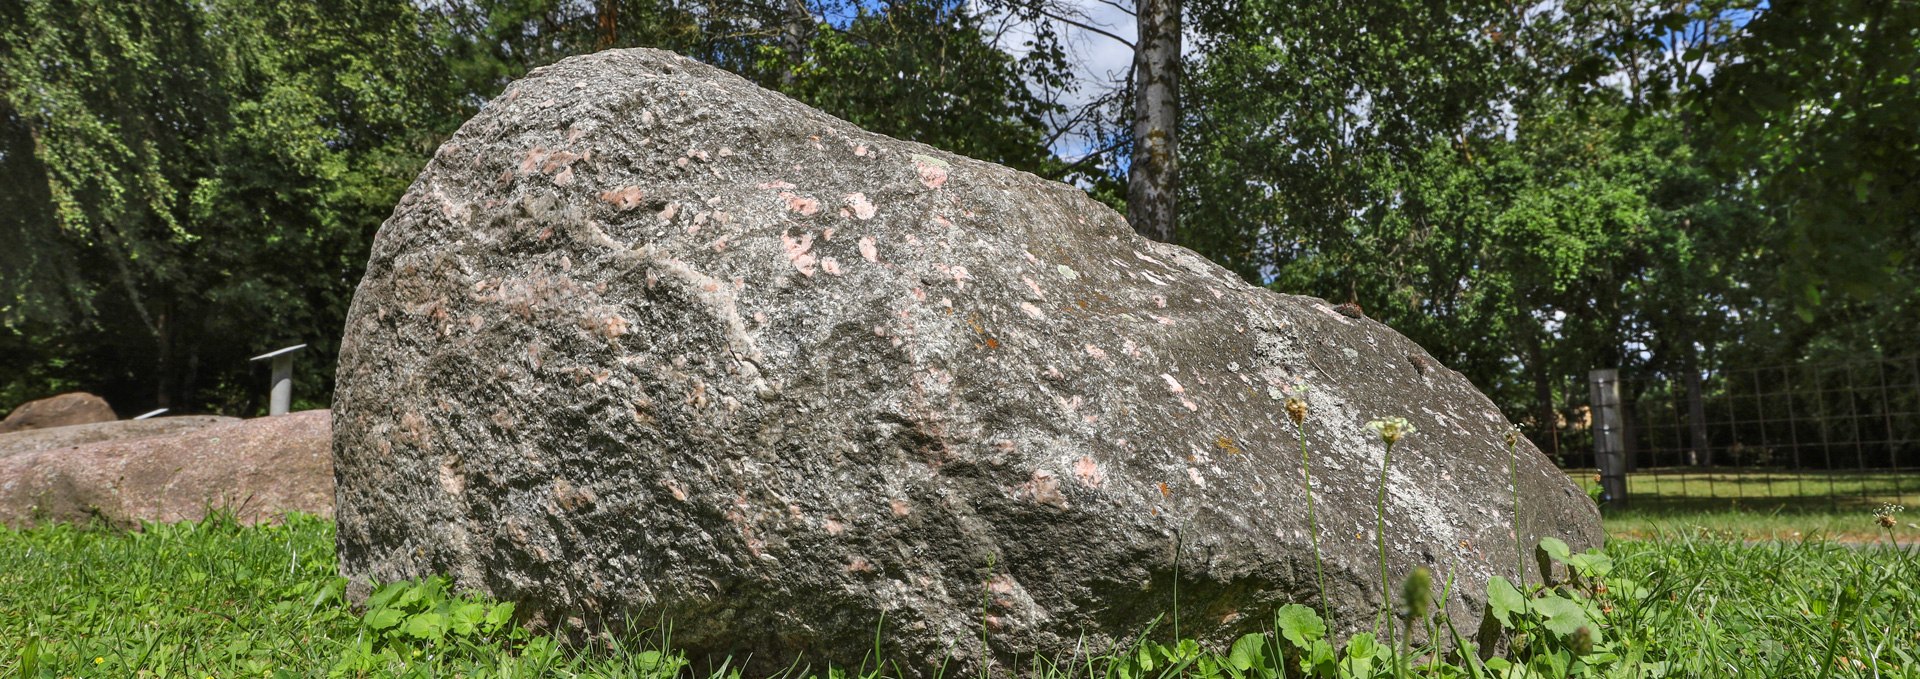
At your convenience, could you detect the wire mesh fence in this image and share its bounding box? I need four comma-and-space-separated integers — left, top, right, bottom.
1539, 356, 1920, 512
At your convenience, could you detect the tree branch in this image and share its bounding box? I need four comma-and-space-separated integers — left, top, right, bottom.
1040, 86, 1127, 148
1045, 135, 1129, 180
99, 225, 159, 340
1036, 8, 1134, 50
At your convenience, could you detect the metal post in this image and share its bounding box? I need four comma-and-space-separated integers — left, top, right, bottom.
250, 344, 307, 416
1590, 369, 1629, 508
269, 356, 293, 415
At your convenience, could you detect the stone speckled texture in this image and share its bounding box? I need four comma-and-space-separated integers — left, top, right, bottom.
0, 416, 238, 459
0, 392, 117, 433
334, 48, 1600, 674
0, 410, 333, 527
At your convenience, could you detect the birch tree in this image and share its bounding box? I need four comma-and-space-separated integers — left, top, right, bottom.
1127, 0, 1180, 242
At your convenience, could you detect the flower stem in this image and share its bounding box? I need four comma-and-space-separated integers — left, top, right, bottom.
1376, 438, 1397, 669
1506, 429, 1536, 658
1509, 431, 1525, 584
1295, 420, 1331, 621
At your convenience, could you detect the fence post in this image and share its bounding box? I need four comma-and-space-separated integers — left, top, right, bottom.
1590, 369, 1629, 508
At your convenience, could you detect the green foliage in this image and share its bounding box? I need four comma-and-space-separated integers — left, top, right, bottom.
0, 0, 461, 414
4, 514, 1916, 677
1175, 0, 1914, 437
1276, 602, 1327, 650
424, 0, 713, 101
331, 576, 528, 675
1182, 0, 1512, 283
1536, 537, 1572, 563
1485, 576, 1526, 629
1704, 0, 1920, 308
777, 0, 1066, 177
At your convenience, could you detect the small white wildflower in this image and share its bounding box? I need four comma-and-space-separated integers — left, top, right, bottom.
1874, 503, 1904, 529
1366, 417, 1416, 446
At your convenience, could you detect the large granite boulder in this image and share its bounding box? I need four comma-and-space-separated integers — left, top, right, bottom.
0, 415, 238, 459
0, 410, 333, 527
0, 392, 116, 433
334, 48, 1600, 674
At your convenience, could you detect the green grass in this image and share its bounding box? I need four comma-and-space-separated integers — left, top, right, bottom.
3, 513, 1918, 678
1568, 469, 1920, 513
1563, 469, 1920, 541
1601, 508, 1920, 542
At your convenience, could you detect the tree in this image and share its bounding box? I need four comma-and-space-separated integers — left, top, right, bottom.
1703, 0, 1920, 309
1177, 0, 1770, 445
424, 0, 708, 105
781, 0, 1066, 175
1126, 0, 1179, 242
0, 0, 461, 412
971, 0, 1182, 241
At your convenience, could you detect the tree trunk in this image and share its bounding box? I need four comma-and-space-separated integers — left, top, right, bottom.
779, 0, 814, 85
1127, 0, 1179, 243
1684, 351, 1711, 467
595, 0, 619, 50
182, 343, 201, 411
1526, 332, 1556, 462
154, 309, 173, 409
1623, 380, 1640, 472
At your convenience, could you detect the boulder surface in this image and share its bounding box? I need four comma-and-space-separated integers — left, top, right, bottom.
0, 415, 238, 459
0, 392, 116, 433
334, 48, 1600, 673
0, 410, 333, 527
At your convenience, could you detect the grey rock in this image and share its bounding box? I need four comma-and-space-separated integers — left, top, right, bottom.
334, 48, 1600, 675
0, 415, 238, 459
0, 392, 116, 433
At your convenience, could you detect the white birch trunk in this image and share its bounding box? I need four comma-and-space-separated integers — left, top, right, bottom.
1128, 0, 1180, 243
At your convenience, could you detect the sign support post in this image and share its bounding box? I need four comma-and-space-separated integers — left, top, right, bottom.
251, 344, 308, 416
